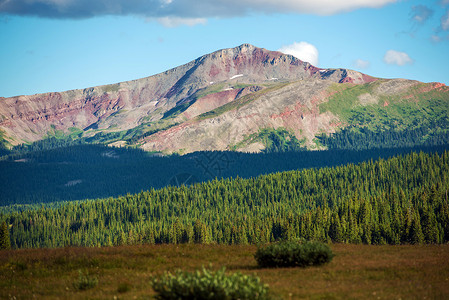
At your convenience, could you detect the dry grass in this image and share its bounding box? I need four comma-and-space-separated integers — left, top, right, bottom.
1, 243, 449, 299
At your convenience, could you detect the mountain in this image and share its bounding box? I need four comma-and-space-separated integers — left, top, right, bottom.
1, 44, 448, 153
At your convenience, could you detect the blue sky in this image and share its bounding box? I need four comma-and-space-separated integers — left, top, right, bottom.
0, 0, 448, 98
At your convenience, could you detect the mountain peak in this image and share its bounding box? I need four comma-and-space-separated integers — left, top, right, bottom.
236, 43, 257, 50
216, 43, 259, 54
0, 44, 378, 146
192, 43, 315, 84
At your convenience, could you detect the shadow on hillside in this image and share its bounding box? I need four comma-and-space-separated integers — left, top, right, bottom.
1, 144, 449, 206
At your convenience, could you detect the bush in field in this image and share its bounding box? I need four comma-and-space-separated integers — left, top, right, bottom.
150, 267, 272, 300
255, 240, 334, 268
73, 270, 98, 291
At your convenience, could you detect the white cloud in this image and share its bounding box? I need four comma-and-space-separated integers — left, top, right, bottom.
354, 59, 370, 69
278, 42, 319, 66
383, 50, 413, 66
243, 0, 397, 15
156, 17, 207, 27
0, 0, 398, 19
441, 10, 449, 31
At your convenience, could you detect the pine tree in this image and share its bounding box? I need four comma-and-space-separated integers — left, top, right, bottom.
329, 212, 343, 243
0, 221, 11, 250
421, 208, 440, 243
193, 220, 208, 244
409, 211, 424, 244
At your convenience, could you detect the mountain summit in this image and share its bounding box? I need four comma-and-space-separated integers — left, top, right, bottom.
0, 44, 447, 153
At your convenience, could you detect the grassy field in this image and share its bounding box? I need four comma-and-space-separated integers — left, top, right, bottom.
1, 243, 449, 299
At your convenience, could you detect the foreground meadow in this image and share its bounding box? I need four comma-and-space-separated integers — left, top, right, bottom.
1, 243, 448, 299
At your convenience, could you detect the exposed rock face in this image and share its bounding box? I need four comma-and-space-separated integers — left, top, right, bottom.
140, 76, 449, 154
141, 79, 338, 153
180, 86, 263, 120
6, 43, 443, 155
0, 44, 375, 145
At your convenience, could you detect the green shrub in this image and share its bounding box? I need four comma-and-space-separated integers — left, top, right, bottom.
73, 270, 98, 291
255, 240, 334, 268
151, 267, 272, 300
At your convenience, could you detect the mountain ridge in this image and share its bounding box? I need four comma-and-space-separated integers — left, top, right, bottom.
0, 44, 447, 153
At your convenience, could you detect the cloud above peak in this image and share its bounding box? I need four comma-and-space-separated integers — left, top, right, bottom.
383, 50, 413, 66
0, 0, 398, 20
354, 59, 370, 69
278, 42, 319, 66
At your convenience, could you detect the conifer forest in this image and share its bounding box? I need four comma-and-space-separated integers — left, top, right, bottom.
2, 150, 448, 249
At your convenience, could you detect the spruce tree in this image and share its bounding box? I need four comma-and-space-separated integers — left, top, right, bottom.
0, 221, 11, 250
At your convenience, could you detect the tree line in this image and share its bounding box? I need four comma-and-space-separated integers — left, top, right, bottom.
1, 151, 448, 249
318, 122, 449, 151
2, 144, 449, 205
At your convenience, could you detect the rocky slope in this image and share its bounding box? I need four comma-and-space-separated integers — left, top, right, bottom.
0, 44, 374, 146
141, 78, 449, 153
1, 44, 447, 153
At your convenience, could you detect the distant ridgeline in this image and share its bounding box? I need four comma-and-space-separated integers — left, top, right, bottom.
1, 151, 449, 248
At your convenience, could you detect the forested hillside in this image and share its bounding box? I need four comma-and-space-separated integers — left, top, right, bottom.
2, 151, 448, 249
2, 143, 449, 205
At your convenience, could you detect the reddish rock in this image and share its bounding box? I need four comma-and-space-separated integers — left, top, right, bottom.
0, 44, 394, 146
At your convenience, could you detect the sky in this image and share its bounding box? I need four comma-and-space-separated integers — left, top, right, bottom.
0, 0, 448, 98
